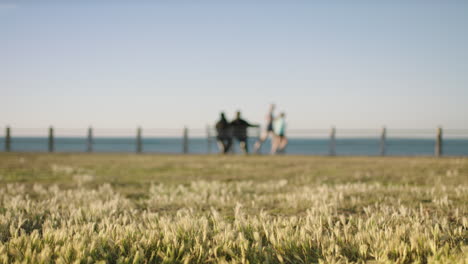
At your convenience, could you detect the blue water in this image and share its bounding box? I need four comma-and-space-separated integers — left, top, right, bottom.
1, 137, 468, 156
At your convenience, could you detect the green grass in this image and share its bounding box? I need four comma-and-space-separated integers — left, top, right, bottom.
0, 153, 467, 263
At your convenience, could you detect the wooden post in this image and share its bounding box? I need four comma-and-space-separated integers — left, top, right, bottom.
48, 126, 54, 152
206, 125, 212, 154
136, 127, 142, 153
380, 126, 386, 156
5, 126, 11, 152
183, 127, 188, 154
87, 127, 93, 153
329, 126, 336, 156
435, 126, 443, 157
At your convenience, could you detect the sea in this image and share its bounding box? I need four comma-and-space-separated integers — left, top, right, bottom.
1, 137, 468, 156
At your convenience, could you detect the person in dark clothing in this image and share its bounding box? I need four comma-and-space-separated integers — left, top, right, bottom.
230, 111, 259, 154
215, 112, 232, 154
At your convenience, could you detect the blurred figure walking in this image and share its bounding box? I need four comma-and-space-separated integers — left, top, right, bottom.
230, 111, 259, 154
254, 104, 276, 154
271, 112, 288, 154
215, 112, 232, 154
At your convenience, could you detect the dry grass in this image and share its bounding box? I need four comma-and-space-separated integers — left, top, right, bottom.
0, 153, 467, 263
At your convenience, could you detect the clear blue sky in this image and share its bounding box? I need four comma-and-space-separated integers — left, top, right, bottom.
1, 1, 468, 132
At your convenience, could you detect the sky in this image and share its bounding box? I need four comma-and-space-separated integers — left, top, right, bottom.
1, 0, 468, 134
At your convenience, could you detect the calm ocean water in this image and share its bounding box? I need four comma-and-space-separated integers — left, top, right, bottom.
1, 137, 468, 156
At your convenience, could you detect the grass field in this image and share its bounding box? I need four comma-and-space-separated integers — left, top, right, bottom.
0, 153, 467, 263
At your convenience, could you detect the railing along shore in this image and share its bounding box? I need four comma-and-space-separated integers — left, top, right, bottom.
2, 126, 468, 156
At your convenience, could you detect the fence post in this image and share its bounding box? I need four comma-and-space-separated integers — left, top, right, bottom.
87, 127, 93, 153
5, 126, 11, 152
48, 126, 54, 152
380, 126, 386, 156
136, 127, 142, 153
206, 125, 211, 154
435, 126, 443, 157
329, 126, 336, 156
183, 127, 188, 154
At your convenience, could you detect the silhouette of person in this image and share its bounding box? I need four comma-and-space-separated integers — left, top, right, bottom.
215, 112, 232, 154
254, 103, 275, 153
271, 112, 288, 154
230, 111, 259, 154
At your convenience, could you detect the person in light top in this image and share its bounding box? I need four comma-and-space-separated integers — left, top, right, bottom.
253, 103, 276, 154
271, 112, 288, 154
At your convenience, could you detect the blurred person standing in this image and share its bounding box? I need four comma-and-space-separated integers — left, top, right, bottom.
230, 111, 259, 154
215, 112, 232, 154
271, 112, 288, 154
253, 103, 276, 154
